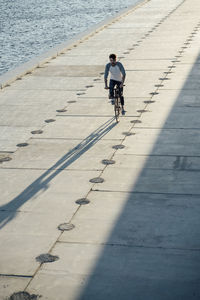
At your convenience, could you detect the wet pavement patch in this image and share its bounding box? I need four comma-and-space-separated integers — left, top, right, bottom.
122, 132, 135, 136
36, 253, 59, 263
75, 198, 90, 205
31, 130, 43, 135
45, 119, 55, 123
56, 109, 67, 113
89, 177, 104, 183
112, 144, 125, 149
101, 159, 115, 165
0, 155, 12, 163
58, 223, 75, 231
9, 291, 39, 300
16, 143, 29, 147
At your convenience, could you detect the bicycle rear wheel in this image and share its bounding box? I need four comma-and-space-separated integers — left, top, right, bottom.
114, 97, 121, 123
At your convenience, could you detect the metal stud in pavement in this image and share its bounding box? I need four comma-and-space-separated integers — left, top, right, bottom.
16, 143, 28, 147
9, 291, 39, 300
31, 130, 43, 135
102, 159, 116, 165
0, 156, 12, 162
89, 177, 104, 183
122, 132, 135, 136
56, 109, 67, 113
36, 253, 59, 263
112, 144, 125, 150
58, 223, 75, 231
75, 198, 90, 204
45, 119, 55, 123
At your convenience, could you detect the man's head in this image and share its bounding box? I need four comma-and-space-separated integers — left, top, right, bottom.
109, 53, 117, 66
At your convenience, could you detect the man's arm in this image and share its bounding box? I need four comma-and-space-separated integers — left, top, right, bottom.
117, 62, 126, 85
104, 63, 110, 88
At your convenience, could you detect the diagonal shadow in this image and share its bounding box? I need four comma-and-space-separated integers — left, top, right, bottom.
75, 55, 200, 298
0, 117, 116, 229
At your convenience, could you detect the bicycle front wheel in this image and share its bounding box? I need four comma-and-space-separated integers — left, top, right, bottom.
114, 97, 121, 123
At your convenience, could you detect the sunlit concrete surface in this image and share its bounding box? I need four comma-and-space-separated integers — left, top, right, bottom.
1, 0, 200, 299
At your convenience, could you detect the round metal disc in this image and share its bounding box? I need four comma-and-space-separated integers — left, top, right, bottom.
16, 143, 28, 147
150, 92, 159, 95
89, 177, 104, 183
112, 144, 125, 150
144, 100, 155, 104
101, 159, 115, 165
36, 253, 59, 263
45, 119, 55, 123
58, 223, 75, 231
56, 109, 67, 113
137, 110, 148, 113
122, 132, 135, 136
75, 198, 90, 205
0, 156, 12, 162
130, 120, 142, 124
31, 130, 43, 135
9, 291, 38, 300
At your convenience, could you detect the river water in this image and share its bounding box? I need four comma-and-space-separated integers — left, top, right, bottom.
0, 0, 142, 76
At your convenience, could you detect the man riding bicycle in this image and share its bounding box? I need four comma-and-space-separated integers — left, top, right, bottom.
104, 53, 126, 114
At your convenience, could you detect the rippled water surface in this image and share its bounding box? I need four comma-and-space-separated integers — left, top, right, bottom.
0, 0, 142, 76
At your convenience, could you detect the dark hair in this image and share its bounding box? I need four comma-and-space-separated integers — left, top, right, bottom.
109, 53, 116, 60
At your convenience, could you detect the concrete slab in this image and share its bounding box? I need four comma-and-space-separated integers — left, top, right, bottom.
60, 190, 200, 249
7, 76, 91, 91
95, 165, 200, 195
121, 128, 200, 156
27, 243, 200, 300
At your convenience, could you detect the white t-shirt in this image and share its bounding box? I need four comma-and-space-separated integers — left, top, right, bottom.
109, 64, 123, 82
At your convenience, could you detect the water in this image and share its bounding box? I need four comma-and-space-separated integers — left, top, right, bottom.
0, 0, 142, 76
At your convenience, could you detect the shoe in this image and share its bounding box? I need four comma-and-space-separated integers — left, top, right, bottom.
122, 108, 125, 115
111, 99, 115, 105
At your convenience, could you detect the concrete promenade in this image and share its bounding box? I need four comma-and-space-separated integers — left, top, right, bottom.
1, 0, 200, 299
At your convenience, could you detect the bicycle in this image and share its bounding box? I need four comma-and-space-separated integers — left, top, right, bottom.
105, 84, 125, 123
113, 85, 123, 123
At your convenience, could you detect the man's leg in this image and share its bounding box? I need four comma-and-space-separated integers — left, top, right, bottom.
109, 79, 115, 104
117, 82, 125, 112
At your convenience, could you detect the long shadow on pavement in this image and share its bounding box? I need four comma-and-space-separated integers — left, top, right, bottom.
0, 117, 116, 229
